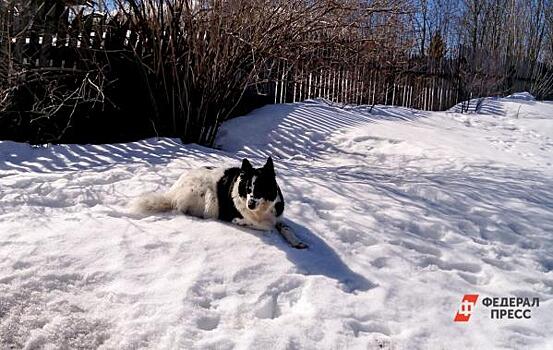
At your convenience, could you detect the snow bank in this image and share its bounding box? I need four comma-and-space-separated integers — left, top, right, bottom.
506, 92, 536, 101
1, 96, 553, 349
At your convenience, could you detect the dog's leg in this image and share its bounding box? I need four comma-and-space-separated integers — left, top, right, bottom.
232, 218, 249, 227
276, 222, 308, 249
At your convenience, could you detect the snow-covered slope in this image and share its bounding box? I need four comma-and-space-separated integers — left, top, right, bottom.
1, 95, 553, 349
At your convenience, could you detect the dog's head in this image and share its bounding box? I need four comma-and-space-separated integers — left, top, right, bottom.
238, 157, 279, 211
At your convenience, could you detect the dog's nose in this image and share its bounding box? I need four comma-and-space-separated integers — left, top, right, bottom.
247, 200, 256, 210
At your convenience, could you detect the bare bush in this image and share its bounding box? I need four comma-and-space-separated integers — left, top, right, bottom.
114, 0, 412, 143
0, 0, 412, 144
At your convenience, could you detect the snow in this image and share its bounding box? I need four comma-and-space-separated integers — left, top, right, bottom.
505, 92, 536, 101
2, 95, 553, 349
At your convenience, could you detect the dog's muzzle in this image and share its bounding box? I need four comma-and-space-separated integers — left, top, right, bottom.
247, 199, 257, 210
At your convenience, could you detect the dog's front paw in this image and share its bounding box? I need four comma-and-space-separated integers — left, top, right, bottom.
232, 218, 248, 226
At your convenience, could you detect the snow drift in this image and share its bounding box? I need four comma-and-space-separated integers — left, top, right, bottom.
1, 96, 553, 349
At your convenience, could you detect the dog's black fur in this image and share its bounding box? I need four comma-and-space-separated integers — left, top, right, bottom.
216, 157, 284, 222
216, 168, 243, 222
135, 157, 306, 248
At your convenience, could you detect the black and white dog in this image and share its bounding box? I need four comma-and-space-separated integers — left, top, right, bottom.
135, 157, 307, 249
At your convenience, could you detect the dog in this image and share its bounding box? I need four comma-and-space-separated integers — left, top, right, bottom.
134, 157, 307, 249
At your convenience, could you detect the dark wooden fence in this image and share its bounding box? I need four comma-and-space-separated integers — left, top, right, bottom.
7, 35, 454, 107
5, 13, 546, 114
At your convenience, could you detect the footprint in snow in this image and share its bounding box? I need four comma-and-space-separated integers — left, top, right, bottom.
254, 276, 305, 320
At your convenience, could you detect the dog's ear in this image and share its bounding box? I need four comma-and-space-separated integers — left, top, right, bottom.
241, 158, 253, 173
263, 156, 275, 175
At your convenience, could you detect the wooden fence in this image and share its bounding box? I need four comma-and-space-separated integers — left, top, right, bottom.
263, 61, 463, 111
6, 29, 463, 108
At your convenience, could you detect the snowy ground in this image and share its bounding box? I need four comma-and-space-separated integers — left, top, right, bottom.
1, 93, 553, 349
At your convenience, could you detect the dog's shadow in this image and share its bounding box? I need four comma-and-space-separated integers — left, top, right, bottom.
127, 210, 375, 293
253, 219, 376, 293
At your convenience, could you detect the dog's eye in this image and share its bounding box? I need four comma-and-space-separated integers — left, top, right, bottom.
247, 187, 252, 194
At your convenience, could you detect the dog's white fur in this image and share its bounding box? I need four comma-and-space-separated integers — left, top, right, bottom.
134, 165, 307, 248
170, 168, 223, 218
135, 168, 223, 218
135, 167, 281, 230
230, 178, 282, 230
